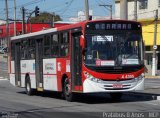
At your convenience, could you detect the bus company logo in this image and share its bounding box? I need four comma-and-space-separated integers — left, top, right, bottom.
45, 63, 54, 70
22, 63, 26, 68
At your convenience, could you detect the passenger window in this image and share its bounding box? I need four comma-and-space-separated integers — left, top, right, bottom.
51, 34, 59, 57
44, 35, 51, 58
60, 32, 69, 57
51, 34, 59, 45
28, 39, 35, 59
21, 40, 28, 59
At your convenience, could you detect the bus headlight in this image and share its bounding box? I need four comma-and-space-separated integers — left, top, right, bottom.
135, 73, 144, 82
84, 71, 102, 83
89, 77, 102, 83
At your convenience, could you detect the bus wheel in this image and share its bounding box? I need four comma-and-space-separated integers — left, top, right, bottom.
110, 93, 123, 101
25, 76, 34, 96
63, 78, 74, 102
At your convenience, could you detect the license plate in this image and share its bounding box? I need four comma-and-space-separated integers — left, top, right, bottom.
112, 84, 123, 88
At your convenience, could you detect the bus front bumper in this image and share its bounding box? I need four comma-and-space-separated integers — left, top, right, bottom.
83, 77, 144, 93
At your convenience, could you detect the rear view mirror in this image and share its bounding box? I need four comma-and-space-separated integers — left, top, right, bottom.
80, 35, 85, 49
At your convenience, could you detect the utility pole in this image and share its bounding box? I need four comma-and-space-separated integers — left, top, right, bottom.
14, 0, 17, 36
5, 0, 9, 47
52, 12, 55, 28
99, 4, 112, 19
152, 9, 158, 76
21, 7, 25, 34
5, 0, 10, 75
84, 0, 89, 20
134, 0, 137, 21
120, 0, 128, 20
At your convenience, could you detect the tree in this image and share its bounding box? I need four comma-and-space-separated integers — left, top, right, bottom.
29, 12, 62, 24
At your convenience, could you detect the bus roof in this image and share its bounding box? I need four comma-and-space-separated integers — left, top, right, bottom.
10, 21, 86, 41
11, 27, 57, 41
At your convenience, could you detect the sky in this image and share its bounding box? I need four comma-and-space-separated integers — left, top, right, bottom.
0, 0, 115, 21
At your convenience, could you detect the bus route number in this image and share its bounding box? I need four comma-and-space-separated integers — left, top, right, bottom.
122, 75, 134, 79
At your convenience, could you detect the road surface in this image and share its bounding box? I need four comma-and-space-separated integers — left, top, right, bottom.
0, 58, 160, 118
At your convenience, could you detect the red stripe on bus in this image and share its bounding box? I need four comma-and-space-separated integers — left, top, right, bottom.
10, 73, 57, 76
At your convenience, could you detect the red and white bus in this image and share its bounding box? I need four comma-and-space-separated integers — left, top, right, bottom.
9, 20, 145, 101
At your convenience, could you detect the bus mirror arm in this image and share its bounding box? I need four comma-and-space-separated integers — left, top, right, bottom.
82, 48, 87, 55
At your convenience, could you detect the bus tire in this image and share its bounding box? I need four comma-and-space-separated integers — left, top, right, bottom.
63, 78, 74, 102
25, 76, 34, 96
110, 92, 123, 101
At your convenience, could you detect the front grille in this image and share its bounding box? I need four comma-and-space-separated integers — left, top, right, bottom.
104, 84, 131, 88
99, 79, 137, 91
101, 78, 133, 82
105, 88, 130, 90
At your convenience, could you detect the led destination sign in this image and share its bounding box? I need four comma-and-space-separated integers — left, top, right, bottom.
86, 21, 141, 30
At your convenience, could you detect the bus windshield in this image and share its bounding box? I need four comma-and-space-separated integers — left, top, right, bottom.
84, 31, 143, 67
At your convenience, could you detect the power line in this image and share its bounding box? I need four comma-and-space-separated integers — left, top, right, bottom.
95, 0, 111, 15
8, 0, 43, 10
59, 0, 74, 15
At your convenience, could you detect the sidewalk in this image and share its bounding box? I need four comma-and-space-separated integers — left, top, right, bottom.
145, 76, 160, 79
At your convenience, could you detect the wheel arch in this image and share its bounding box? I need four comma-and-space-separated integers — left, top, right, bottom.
25, 73, 30, 82
61, 74, 68, 91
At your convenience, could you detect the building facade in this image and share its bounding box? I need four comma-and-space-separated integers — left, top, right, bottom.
0, 21, 71, 48
115, 0, 160, 20
0, 22, 52, 47
115, 0, 160, 75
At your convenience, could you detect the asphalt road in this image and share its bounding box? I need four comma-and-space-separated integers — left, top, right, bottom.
0, 61, 8, 79
0, 80, 160, 118
0, 59, 160, 118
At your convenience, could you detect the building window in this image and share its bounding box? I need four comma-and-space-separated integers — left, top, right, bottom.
139, 0, 148, 10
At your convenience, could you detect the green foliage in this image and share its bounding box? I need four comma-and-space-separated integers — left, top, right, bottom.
30, 12, 62, 23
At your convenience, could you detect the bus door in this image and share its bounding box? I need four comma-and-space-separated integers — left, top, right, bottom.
35, 38, 43, 89
14, 42, 21, 86
71, 31, 82, 91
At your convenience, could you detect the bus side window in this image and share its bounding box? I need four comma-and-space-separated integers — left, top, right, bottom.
21, 40, 28, 59
51, 34, 59, 57
44, 35, 51, 58
28, 39, 35, 59
60, 32, 69, 57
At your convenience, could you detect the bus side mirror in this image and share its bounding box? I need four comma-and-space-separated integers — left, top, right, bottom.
80, 35, 85, 49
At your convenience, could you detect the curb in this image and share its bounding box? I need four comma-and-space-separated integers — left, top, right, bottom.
125, 92, 160, 100
0, 79, 8, 81
145, 76, 160, 79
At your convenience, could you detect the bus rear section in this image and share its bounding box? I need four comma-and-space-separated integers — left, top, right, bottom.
9, 20, 145, 101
